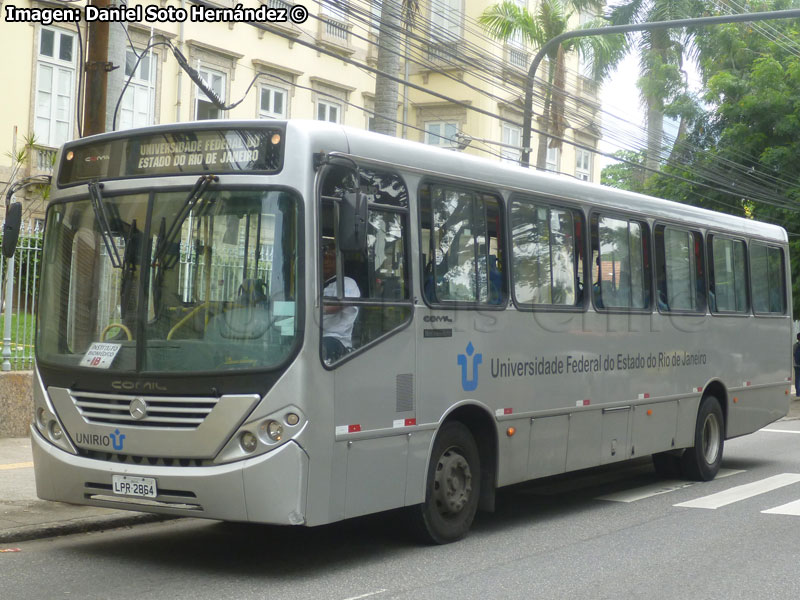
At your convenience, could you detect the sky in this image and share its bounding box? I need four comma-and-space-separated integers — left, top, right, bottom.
597, 52, 704, 170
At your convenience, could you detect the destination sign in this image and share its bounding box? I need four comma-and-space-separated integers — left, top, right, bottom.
58, 126, 285, 186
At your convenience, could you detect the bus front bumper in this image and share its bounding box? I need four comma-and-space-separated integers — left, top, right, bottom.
31, 426, 309, 525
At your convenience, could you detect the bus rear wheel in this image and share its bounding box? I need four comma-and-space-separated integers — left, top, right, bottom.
410, 421, 480, 544
680, 395, 725, 481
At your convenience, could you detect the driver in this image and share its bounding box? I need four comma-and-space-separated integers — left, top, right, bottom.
322, 240, 360, 362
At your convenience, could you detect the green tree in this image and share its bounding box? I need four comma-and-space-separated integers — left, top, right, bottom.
600, 149, 648, 192
480, 0, 626, 169
606, 1, 800, 316
607, 0, 705, 172
372, 0, 419, 136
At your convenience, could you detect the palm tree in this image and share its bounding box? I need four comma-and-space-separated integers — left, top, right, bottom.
607, 0, 703, 172
372, 0, 419, 136
480, 0, 626, 170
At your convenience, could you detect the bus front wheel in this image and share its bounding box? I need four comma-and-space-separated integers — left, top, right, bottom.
410, 421, 480, 544
680, 395, 725, 481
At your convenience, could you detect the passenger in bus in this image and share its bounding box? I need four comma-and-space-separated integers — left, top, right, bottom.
322, 241, 361, 362
487, 255, 503, 304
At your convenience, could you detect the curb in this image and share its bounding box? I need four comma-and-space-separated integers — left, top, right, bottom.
0, 513, 176, 544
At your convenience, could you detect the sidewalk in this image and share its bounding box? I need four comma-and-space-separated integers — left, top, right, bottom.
0, 434, 171, 544
3, 398, 800, 545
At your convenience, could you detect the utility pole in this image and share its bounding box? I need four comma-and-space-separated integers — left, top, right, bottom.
83, 0, 112, 136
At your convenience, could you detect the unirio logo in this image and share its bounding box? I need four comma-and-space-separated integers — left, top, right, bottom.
110, 429, 126, 451
457, 342, 482, 392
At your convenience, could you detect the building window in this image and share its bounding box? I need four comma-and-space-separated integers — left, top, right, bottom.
317, 99, 341, 123
321, 0, 348, 20
508, 0, 525, 48
424, 121, 458, 147
575, 148, 592, 181
546, 146, 560, 172
34, 27, 77, 147
259, 84, 288, 119
195, 67, 226, 120
119, 49, 157, 130
431, 0, 462, 37
501, 124, 521, 164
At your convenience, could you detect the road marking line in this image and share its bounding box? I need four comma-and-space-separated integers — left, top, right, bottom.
675, 473, 800, 509
597, 469, 743, 503
0, 461, 33, 471
761, 428, 800, 435
342, 591, 387, 600
762, 499, 800, 516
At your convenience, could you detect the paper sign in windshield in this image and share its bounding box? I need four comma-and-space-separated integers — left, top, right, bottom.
80, 343, 122, 369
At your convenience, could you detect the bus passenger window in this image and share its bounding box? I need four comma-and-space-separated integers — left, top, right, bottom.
419, 184, 506, 306
590, 215, 650, 310
750, 242, 786, 314
654, 226, 705, 313
708, 236, 748, 313
511, 200, 582, 307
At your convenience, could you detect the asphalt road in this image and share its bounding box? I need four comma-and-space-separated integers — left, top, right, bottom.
4, 421, 800, 600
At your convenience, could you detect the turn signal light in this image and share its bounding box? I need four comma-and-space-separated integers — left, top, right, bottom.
506, 427, 516, 437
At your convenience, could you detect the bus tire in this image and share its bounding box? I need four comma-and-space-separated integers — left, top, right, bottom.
410, 421, 480, 544
680, 395, 725, 481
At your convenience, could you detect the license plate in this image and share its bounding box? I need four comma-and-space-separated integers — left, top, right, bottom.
112, 475, 157, 499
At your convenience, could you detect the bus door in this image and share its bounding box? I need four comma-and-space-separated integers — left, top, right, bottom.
319, 165, 416, 519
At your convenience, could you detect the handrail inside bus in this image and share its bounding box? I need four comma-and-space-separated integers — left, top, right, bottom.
100, 323, 133, 342
167, 301, 211, 341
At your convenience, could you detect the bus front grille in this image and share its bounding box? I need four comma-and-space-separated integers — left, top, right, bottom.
77, 448, 215, 467
69, 391, 219, 429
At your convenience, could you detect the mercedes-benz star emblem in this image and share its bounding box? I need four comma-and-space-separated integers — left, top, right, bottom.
129, 397, 148, 421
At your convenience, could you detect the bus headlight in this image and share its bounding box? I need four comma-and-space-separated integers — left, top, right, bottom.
49, 421, 63, 441
240, 431, 258, 453
36, 407, 47, 430
263, 420, 283, 442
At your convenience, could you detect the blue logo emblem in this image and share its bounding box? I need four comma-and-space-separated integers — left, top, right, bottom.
457, 342, 482, 392
110, 429, 126, 451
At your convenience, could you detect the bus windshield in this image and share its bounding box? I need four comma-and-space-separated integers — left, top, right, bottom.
37, 186, 301, 374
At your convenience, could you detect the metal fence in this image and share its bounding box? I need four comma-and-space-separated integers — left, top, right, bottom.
0, 219, 43, 371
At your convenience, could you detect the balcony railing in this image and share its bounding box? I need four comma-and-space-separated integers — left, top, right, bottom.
317, 15, 353, 54
34, 146, 56, 173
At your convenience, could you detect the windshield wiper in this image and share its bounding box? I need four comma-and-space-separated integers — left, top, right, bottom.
152, 174, 218, 267
88, 181, 122, 269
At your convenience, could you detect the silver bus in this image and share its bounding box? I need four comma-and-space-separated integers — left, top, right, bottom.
31, 120, 792, 543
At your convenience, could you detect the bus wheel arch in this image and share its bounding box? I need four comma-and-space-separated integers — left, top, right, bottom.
409, 404, 497, 544
443, 404, 498, 513
702, 380, 729, 434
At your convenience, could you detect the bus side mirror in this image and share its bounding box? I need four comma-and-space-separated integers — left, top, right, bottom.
2, 202, 22, 259
338, 189, 368, 252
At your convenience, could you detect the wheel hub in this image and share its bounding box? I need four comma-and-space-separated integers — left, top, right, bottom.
434, 448, 472, 515
702, 413, 721, 464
